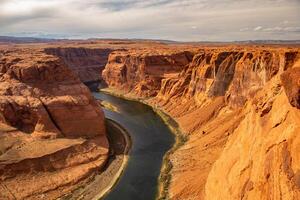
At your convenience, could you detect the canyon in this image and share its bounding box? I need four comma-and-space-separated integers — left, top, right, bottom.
0, 40, 299, 200
102, 45, 300, 199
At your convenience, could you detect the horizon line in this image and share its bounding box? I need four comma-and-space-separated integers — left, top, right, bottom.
1, 35, 300, 44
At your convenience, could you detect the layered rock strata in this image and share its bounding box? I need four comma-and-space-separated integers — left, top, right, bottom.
102, 47, 300, 199
102, 49, 194, 97
44, 47, 112, 83
0, 49, 108, 199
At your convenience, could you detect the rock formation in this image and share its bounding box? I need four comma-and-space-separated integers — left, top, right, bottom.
102, 46, 300, 199
0, 48, 108, 199
102, 49, 194, 97
44, 47, 112, 83
1, 41, 299, 200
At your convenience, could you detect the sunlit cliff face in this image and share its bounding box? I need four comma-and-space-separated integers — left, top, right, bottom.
0, 0, 300, 41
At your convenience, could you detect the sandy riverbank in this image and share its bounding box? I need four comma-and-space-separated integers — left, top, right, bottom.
61, 119, 131, 200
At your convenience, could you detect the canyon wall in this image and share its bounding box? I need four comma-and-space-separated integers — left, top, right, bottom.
44, 47, 112, 83
102, 49, 194, 97
0, 49, 108, 199
102, 46, 300, 199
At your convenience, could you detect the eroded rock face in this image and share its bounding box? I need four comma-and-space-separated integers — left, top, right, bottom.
102, 46, 300, 199
205, 75, 300, 200
102, 49, 194, 97
281, 67, 300, 108
44, 47, 112, 83
0, 49, 108, 199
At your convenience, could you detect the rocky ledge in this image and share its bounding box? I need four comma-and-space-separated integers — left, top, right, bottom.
102, 46, 300, 200
0, 49, 108, 199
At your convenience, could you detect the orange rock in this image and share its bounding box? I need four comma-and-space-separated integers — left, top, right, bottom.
102, 45, 300, 200
1, 41, 300, 200
281, 67, 300, 108
205, 76, 300, 200
44, 47, 112, 83
102, 49, 194, 97
0, 48, 108, 199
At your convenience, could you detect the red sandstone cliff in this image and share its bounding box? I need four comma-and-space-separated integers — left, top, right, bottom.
44, 47, 112, 83
0, 49, 108, 199
102, 49, 194, 97
102, 46, 300, 199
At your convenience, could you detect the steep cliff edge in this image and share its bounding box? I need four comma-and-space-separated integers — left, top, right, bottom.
44, 47, 112, 83
102, 49, 194, 97
102, 46, 300, 199
0, 49, 108, 199
205, 67, 300, 200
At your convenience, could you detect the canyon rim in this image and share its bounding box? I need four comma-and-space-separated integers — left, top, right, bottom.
1, 0, 300, 200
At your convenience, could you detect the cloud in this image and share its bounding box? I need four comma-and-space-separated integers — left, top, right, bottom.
0, 7, 57, 27
0, 0, 8, 5
262, 26, 300, 32
253, 26, 263, 31
283, 27, 300, 32
239, 27, 249, 32
0, 0, 300, 41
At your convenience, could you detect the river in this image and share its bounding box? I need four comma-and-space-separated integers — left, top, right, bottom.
93, 92, 175, 200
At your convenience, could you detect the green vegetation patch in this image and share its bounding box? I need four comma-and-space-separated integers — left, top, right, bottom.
154, 109, 187, 200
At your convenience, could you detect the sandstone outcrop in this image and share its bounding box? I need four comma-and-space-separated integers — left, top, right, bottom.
205, 70, 300, 200
281, 67, 300, 109
102, 49, 194, 97
102, 46, 300, 199
44, 47, 112, 83
0, 49, 108, 199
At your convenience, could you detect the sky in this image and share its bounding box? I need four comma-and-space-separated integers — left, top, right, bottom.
0, 0, 299, 41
